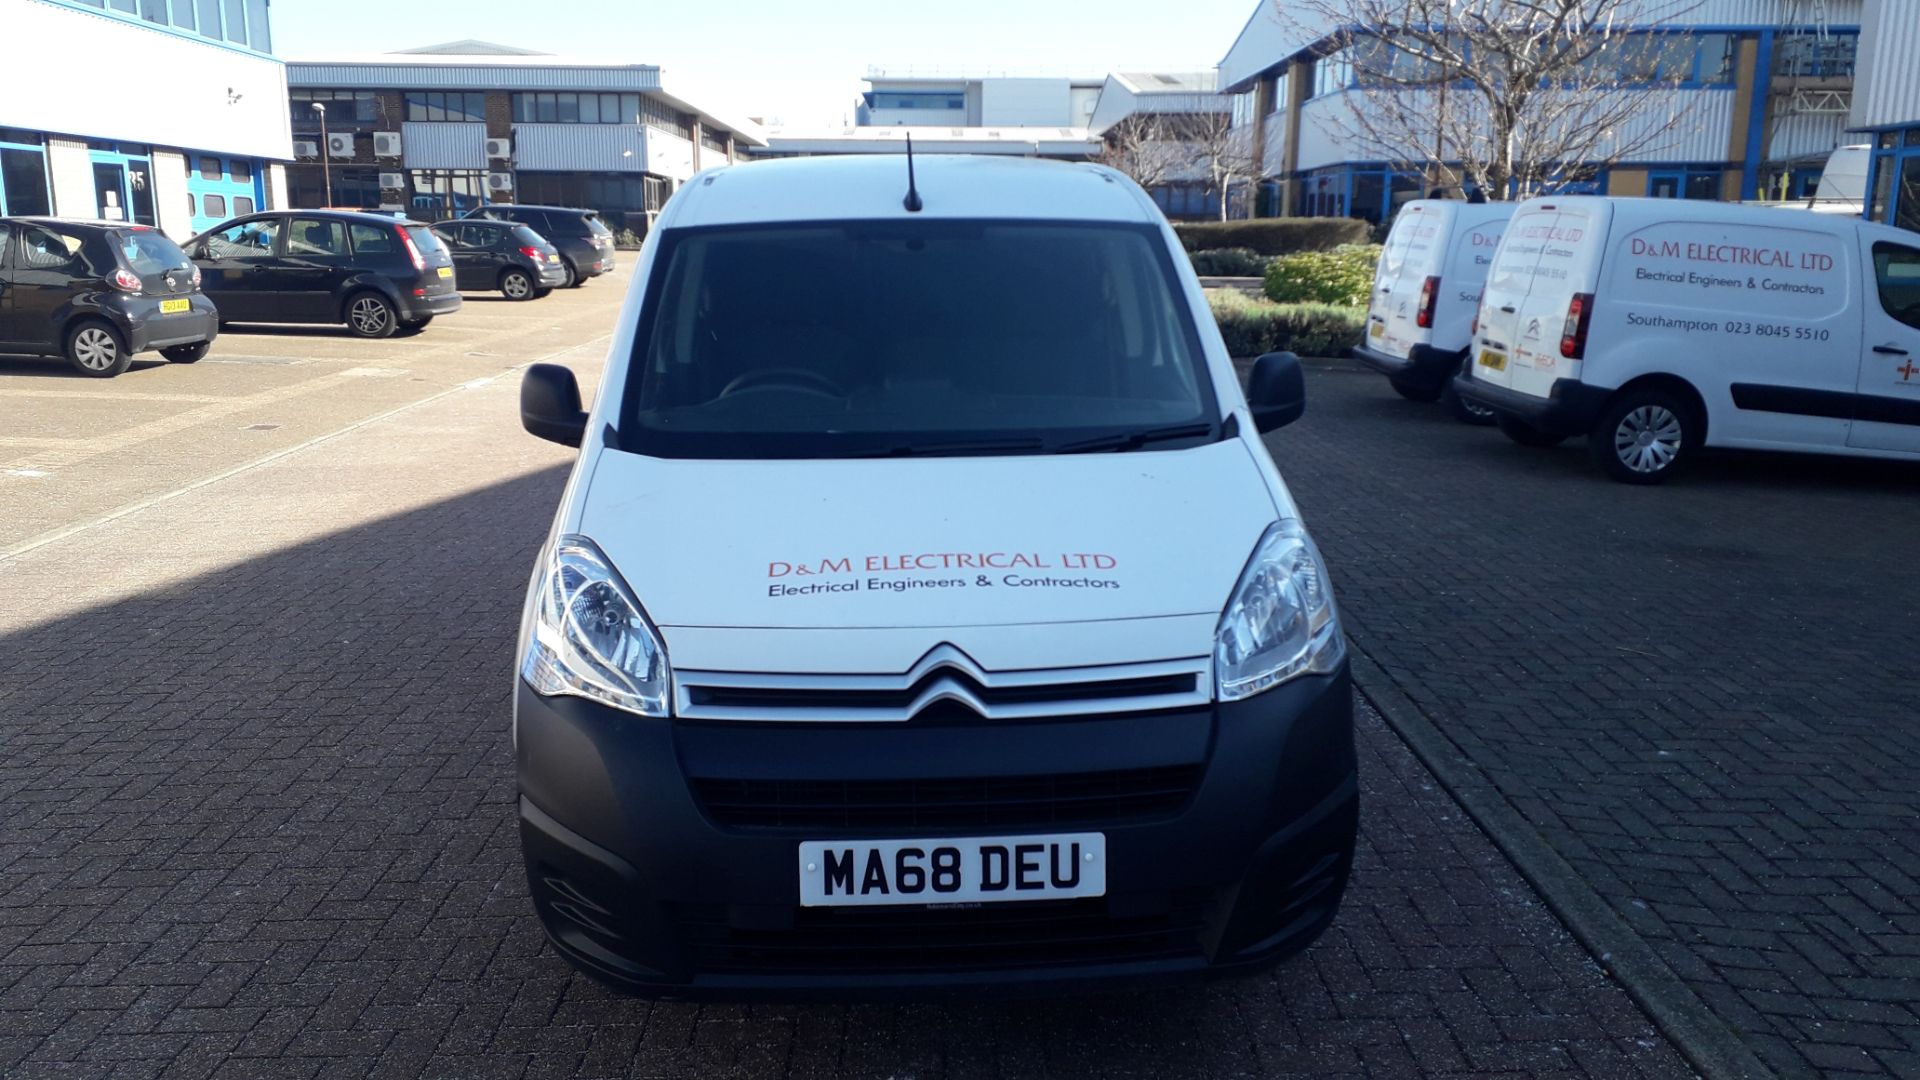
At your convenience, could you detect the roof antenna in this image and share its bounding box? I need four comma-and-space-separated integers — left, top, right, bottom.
903, 134, 923, 212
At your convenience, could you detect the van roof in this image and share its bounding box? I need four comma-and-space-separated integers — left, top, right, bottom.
664, 155, 1157, 229
1516, 194, 1856, 231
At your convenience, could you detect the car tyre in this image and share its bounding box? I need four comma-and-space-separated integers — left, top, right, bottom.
1496, 415, 1568, 448
1443, 382, 1498, 426
559, 261, 580, 289
395, 317, 432, 337
1388, 376, 1442, 403
1589, 386, 1698, 485
160, 341, 210, 364
501, 269, 535, 301
531, 287, 553, 300
66, 321, 131, 378
345, 292, 398, 339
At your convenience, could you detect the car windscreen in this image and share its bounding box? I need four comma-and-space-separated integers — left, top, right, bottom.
619, 219, 1219, 460
403, 224, 449, 258
117, 230, 192, 276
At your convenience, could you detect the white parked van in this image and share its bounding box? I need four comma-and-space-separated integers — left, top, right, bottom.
1456, 195, 1920, 483
512, 155, 1358, 996
1354, 200, 1516, 424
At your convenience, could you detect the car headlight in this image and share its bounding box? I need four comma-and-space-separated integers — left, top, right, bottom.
520, 534, 670, 716
1214, 520, 1345, 701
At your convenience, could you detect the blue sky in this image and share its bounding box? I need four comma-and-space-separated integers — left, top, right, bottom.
271, 0, 1265, 128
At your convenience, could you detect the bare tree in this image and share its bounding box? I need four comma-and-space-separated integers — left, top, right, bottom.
1169, 110, 1259, 221
1273, 0, 1706, 200
1097, 114, 1188, 192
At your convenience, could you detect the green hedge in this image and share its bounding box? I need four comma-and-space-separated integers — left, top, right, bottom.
1174, 217, 1370, 256
1263, 244, 1381, 307
1209, 291, 1366, 358
1186, 247, 1270, 277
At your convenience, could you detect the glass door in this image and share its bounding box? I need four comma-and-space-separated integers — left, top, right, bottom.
127, 160, 156, 226
93, 162, 129, 221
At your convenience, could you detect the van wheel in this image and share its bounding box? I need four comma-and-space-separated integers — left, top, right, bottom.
1591, 388, 1696, 484
67, 321, 131, 377
160, 341, 210, 364
1443, 382, 1498, 426
1497, 415, 1568, 448
345, 293, 397, 338
1388, 376, 1442, 403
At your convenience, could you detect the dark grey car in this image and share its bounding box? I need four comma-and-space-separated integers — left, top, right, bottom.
462, 205, 614, 288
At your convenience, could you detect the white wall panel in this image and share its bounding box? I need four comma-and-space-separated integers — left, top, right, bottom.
646, 127, 696, 181
1853, 0, 1920, 129
400, 123, 486, 169
267, 163, 288, 211
46, 139, 94, 219
6, 2, 289, 161
980, 79, 1072, 125
1768, 110, 1851, 161
149, 151, 195, 241
512, 125, 651, 172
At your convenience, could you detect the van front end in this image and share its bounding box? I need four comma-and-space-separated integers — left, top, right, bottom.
513, 658, 1356, 998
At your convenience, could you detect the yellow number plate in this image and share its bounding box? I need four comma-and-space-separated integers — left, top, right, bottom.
1368, 321, 1385, 339
159, 298, 190, 314
1477, 349, 1507, 371
437, 266, 453, 279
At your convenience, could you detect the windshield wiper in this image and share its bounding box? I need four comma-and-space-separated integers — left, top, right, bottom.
1051, 421, 1221, 454
843, 436, 1051, 458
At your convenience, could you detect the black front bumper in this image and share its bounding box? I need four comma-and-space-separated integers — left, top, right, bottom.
515, 666, 1358, 999
1351, 342, 1463, 391
1452, 367, 1612, 434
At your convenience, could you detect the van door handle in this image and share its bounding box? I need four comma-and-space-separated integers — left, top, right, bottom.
1499, 305, 1516, 313
1873, 345, 1909, 355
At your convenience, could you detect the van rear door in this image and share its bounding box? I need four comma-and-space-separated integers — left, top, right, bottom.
1473, 200, 1610, 399
1369, 201, 1451, 359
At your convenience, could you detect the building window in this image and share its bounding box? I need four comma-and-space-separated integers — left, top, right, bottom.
1584, 32, 1737, 87
292, 90, 379, 131
867, 92, 965, 110
202, 193, 226, 218
511, 92, 643, 125
406, 92, 487, 123
288, 165, 381, 210
1774, 32, 1857, 78
233, 195, 254, 215
230, 159, 251, 182
199, 156, 222, 180
0, 143, 52, 217
67, 0, 270, 50
701, 129, 728, 154
639, 95, 680, 130
407, 169, 488, 219
1649, 167, 1722, 199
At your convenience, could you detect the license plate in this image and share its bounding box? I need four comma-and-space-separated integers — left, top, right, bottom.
1478, 348, 1507, 371
547, 254, 558, 263
159, 298, 190, 314
436, 266, 453, 279
1368, 321, 1385, 339
799, 832, 1105, 908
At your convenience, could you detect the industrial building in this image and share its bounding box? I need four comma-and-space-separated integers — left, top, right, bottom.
0, 0, 292, 240
283, 42, 764, 233
1217, 0, 1861, 221
1852, 0, 1920, 230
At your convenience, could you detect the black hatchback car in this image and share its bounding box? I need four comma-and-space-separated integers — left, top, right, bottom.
187, 210, 460, 338
0, 217, 217, 377
431, 220, 567, 300
462, 205, 614, 287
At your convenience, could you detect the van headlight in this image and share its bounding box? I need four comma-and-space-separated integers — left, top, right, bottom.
1214, 521, 1345, 701
521, 535, 670, 717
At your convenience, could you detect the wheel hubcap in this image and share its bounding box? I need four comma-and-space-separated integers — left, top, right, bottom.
1464, 398, 1495, 418
1614, 405, 1683, 473
351, 298, 388, 333
74, 328, 116, 369
505, 275, 528, 297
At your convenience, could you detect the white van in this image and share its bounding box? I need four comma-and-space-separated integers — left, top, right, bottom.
1354, 200, 1515, 424
512, 155, 1358, 996
1456, 195, 1920, 483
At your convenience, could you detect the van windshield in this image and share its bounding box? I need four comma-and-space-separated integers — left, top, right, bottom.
620, 220, 1219, 459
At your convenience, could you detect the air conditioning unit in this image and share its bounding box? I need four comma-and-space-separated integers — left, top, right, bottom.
372, 131, 402, 158
485, 137, 511, 160
378, 172, 404, 190
325, 133, 354, 158
487, 172, 514, 192
291, 139, 318, 158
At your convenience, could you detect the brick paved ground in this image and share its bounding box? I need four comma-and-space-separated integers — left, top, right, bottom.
0, 327, 1689, 1076
1270, 361, 1920, 1079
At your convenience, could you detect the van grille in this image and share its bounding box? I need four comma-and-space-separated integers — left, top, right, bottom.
691, 764, 1202, 831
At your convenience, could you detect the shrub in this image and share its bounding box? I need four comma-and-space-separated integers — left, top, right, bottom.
1173, 217, 1370, 256
1262, 244, 1381, 307
1208, 291, 1366, 358
1187, 247, 1270, 277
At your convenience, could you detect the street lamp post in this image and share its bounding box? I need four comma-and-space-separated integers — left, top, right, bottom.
312, 102, 331, 207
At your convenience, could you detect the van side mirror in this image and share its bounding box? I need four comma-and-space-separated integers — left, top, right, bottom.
521, 363, 587, 447
1246, 351, 1306, 432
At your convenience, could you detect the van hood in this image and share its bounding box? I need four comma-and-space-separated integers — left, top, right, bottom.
577, 439, 1282, 631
